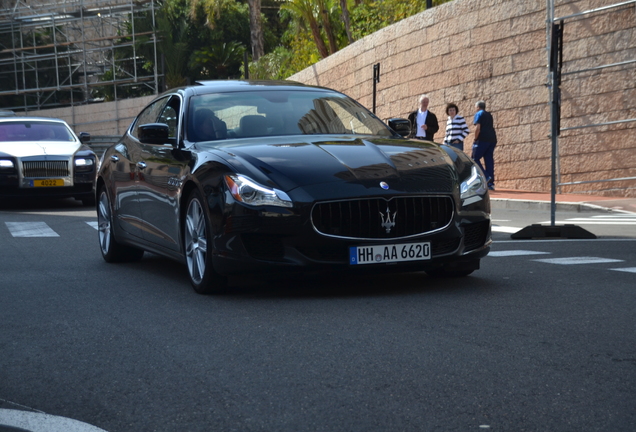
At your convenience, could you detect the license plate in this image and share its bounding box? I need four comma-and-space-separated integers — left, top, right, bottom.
350, 242, 431, 265
30, 179, 64, 187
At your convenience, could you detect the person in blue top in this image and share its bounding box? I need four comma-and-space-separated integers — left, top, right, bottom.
472, 100, 497, 190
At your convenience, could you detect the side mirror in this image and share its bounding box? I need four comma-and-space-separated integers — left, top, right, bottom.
78, 132, 91, 143
139, 123, 170, 145
387, 118, 410, 137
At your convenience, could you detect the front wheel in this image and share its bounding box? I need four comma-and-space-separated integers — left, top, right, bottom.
184, 189, 227, 294
97, 186, 144, 263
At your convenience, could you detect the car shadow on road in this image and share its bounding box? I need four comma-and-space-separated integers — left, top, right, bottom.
116, 253, 499, 299
226, 271, 497, 299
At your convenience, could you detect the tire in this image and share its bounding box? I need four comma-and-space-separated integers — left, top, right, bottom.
184, 189, 227, 294
97, 186, 144, 263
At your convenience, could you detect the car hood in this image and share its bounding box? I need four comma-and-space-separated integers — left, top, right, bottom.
0, 141, 82, 158
202, 135, 458, 194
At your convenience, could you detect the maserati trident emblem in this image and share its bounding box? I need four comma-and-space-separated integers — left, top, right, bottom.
380, 181, 389, 190
380, 207, 397, 233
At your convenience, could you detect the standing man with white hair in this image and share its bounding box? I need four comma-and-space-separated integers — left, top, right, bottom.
472, 100, 497, 190
408, 94, 439, 141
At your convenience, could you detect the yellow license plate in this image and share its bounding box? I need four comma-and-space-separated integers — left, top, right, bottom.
31, 179, 64, 187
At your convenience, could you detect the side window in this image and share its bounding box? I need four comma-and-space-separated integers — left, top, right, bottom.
158, 96, 181, 139
131, 97, 170, 139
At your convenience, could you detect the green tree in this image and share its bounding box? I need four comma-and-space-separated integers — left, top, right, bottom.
192, 41, 246, 79
281, 0, 330, 59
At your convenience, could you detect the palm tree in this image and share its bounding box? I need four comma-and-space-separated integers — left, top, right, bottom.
281, 0, 329, 59
316, 0, 338, 55
248, 0, 265, 61
156, 15, 189, 88
340, 0, 353, 44
191, 0, 263, 61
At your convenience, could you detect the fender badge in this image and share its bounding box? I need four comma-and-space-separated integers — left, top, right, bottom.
380, 182, 389, 190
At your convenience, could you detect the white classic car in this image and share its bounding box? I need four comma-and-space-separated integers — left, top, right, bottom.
0, 116, 97, 205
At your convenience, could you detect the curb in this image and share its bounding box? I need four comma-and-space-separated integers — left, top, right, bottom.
490, 198, 635, 214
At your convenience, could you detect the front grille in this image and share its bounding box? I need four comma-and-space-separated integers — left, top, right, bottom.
463, 220, 490, 251
311, 196, 454, 239
22, 160, 69, 178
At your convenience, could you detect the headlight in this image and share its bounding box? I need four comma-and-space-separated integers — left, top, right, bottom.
74, 158, 94, 167
0, 160, 14, 169
460, 165, 488, 206
224, 174, 292, 208
74, 157, 95, 172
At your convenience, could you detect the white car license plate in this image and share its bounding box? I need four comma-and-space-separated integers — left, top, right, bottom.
350, 242, 431, 265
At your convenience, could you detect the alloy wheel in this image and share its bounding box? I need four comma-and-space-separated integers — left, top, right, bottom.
185, 197, 207, 284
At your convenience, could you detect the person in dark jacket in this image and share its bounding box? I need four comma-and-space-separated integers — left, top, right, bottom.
472, 100, 497, 190
407, 94, 439, 141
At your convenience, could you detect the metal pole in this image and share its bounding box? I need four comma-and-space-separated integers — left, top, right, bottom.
550, 70, 558, 226
244, 51, 249, 79
372, 63, 380, 114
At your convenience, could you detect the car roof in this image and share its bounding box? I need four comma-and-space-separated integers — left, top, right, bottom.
168, 80, 339, 98
0, 116, 69, 124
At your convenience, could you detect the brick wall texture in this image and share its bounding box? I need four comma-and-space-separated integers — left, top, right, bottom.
290, 0, 636, 197
27, 0, 635, 197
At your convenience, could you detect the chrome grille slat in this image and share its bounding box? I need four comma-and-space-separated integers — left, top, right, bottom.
22, 160, 69, 178
312, 196, 454, 239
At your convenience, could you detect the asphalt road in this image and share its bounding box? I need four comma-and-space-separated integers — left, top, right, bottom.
1, 198, 635, 432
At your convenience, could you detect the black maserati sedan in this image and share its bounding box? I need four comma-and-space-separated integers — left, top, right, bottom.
96, 80, 491, 293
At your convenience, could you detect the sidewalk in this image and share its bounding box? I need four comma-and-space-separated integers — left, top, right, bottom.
489, 189, 636, 214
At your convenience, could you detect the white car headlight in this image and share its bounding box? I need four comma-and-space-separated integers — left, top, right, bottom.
460, 165, 488, 206
0, 160, 14, 168
224, 174, 292, 208
74, 158, 94, 167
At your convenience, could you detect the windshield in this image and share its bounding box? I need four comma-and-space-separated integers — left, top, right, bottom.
187, 89, 395, 141
0, 121, 76, 142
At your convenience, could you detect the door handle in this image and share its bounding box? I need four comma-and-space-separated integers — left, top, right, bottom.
137, 161, 147, 170
110, 155, 119, 162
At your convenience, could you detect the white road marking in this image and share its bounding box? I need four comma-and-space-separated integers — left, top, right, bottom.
609, 267, 636, 274
86, 221, 99, 230
489, 250, 551, 257
0, 409, 108, 432
539, 219, 636, 225
534, 257, 624, 265
492, 225, 521, 233
5, 222, 58, 237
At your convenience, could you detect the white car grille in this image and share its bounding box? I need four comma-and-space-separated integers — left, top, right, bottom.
22, 160, 69, 178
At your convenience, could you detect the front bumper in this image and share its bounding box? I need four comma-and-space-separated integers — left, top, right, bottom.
209, 201, 491, 277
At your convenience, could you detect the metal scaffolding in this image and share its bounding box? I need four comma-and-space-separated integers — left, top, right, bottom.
0, 0, 159, 112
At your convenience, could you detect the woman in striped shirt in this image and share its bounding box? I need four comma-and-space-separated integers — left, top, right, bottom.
443, 103, 469, 151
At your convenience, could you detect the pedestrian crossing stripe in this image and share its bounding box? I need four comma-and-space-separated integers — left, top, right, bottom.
489, 250, 550, 257
609, 267, 636, 273
491, 226, 520, 233
5, 222, 59, 237
534, 257, 624, 265
4, 221, 97, 237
